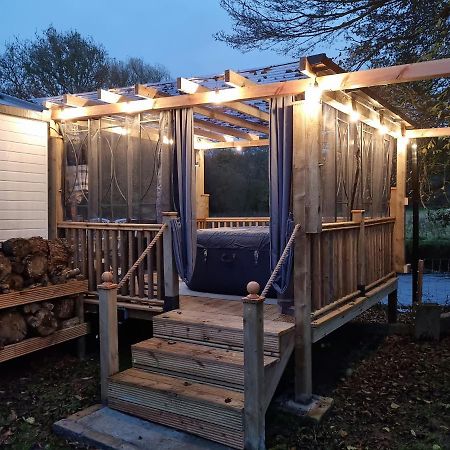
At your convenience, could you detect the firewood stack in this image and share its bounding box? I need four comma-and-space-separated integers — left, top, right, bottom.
0, 237, 82, 294
0, 236, 85, 348
0, 297, 81, 348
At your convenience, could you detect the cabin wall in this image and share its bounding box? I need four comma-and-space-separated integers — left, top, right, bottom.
0, 112, 48, 240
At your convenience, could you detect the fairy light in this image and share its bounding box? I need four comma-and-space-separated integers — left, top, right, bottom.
378, 124, 389, 135
305, 78, 322, 106
350, 110, 360, 122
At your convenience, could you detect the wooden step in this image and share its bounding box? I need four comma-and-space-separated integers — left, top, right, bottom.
153, 309, 294, 355
108, 368, 244, 448
132, 337, 278, 389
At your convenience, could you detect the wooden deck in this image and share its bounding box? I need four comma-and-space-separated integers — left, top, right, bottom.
179, 295, 294, 323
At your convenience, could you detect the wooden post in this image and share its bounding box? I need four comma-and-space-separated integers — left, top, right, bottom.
243, 281, 265, 450
162, 212, 179, 311
392, 138, 407, 272
292, 99, 321, 404
388, 290, 398, 323
417, 259, 424, 304
352, 210, 366, 295
75, 293, 86, 360
48, 124, 64, 239
98, 272, 119, 404
411, 142, 420, 304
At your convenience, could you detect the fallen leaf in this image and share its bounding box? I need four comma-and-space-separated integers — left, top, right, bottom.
339, 430, 348, 438
390, 402, 400, 409
410, 429, 416, 437
24, 417, 35, 425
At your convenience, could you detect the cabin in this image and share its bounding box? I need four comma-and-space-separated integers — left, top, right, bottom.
25, 54, 450, 449
0, 94, 48, 240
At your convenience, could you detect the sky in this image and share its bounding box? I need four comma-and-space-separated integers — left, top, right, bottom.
0, 0, 335, 80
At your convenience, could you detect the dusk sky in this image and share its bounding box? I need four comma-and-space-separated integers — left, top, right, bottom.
0, 0, 336, 80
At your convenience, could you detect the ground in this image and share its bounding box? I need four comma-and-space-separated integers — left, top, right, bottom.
0, 307, 449, 450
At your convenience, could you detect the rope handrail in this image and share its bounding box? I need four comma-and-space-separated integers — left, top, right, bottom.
260, 223, 301, 298
116, 223, 167, 290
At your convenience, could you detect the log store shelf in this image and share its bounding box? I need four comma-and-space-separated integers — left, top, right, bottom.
0, 279, 89, 363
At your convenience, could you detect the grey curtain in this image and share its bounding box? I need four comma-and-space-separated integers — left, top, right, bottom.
269, 96, 295, 294
170, 108, 197, 283
156, 111, 175, 222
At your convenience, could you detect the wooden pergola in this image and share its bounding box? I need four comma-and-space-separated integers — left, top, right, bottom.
41, 55, 450, 450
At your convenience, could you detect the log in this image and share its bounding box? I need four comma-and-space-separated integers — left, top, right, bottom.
23, 253, 48, 279
48, 238, 73, 274
28, 236, 49, 254
2, 238, 31, 259
50, 268, 80, 285
9, 274, 24, 291
60, 316, 81, 329
0, 310, 27, 348
25, 303, 58, 337
0, 252, 12, 283
10, 257, 25, 275
51, 298, 75, 319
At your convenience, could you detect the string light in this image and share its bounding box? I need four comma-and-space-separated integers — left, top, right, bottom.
235, 146, 243, 152
305, 78, 322, 106
378, 124, 389, 135
350, 110, 360, 122
162, 136, 173, 145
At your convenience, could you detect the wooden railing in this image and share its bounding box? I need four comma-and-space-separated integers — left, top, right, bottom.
57, 222, 165, 302
197, 217, 270, 229
312, 213, 395, 313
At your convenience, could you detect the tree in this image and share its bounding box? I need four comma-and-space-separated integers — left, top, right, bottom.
0, 27, 170, 99
108, 57, 170, 87
217, 1, 449, 68
218, 0, 450, 205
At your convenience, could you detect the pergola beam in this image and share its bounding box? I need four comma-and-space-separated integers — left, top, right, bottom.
63, 94, 100, 107
194, 118, 259, 141
177, 77, 270, 122
405, 127, 450, 138
137, 82, 268, 134
134, 84, 160, 99
52, 58, 450, 121
97, 89, 134, 104
224, 70, 254, 88
195, 138, 269, 150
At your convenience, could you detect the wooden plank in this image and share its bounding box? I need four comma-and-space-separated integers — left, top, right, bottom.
108, 398, 244, 449
110, 229, 118, 284
128, 230, 135, 297
177, 77, 270, 122
53, 58, 450, 121
392, 138, 407, 272
97, 89, 133, 104
195, 106, 268, 134
0, 323, 89, 363
95, 229, 102, 286
137, 231, 145, 298
405, 127, 450, 138
243, 298, 265, 449
63, 94, 99, 107
109, 369, 244, 417
0, 280, 88, 310
312, 277, 397, 342
132, 337, 276, 388
87, 229, 95, 291
194, 118, 259, 141
99, 278, 119, 403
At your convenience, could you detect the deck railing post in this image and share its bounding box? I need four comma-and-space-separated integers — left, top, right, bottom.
352, 210, 366, 295
98, 272, 119, 404
243, 281, 265, 450
162, 212, 179, 311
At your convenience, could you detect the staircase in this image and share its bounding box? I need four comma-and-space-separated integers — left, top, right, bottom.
107, 308, 295, 449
